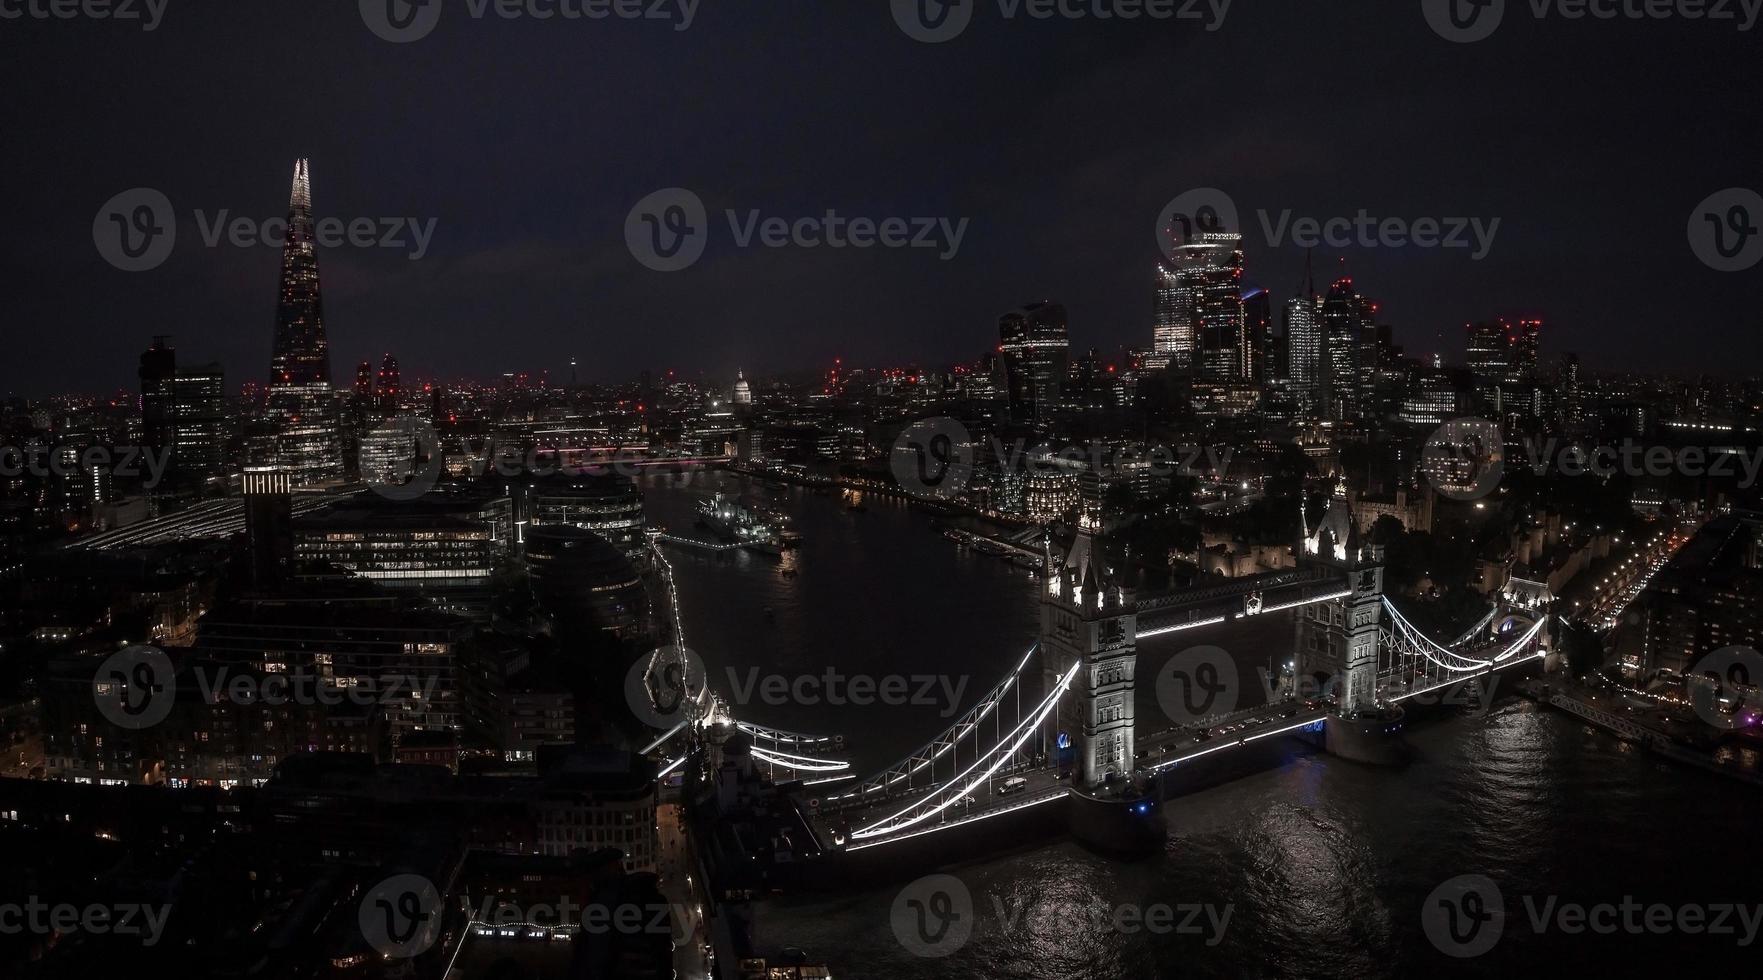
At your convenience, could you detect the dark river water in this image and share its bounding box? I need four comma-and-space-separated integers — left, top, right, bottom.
640, 473, 1763, 979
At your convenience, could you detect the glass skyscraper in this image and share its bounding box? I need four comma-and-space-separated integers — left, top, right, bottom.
265, 159, 344, 486
999, 301, 1071, 424
1153, 232, 1244, 379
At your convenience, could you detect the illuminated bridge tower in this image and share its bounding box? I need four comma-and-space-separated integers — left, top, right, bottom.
1040, 516, 1137, 791
1296, 485, 1403, 762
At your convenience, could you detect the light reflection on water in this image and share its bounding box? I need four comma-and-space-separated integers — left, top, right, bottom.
641, 474, 1761, 978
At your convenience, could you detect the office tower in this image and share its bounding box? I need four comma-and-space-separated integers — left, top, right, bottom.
1467, 317, 1543, 387
1286, 293, 1324, 418
1241, 286, 1271, 383
139, 338, 226, 488
265, 159, 344, 486
520, 471, 648, 568
1156, 231, 1245, 379
999, 301, 1071, 424
139, 337, 177, 461
270, 160, 328, 388
354, 360, 374, 399
1512, 318, 1541, 377
1319, 276, 1375, 420
171, 363, 226, 484
1466, 319, 1509, 380
377, 353, 401, 412
243, 467, 293, 589
1560, 352, 1584, 428
1151, 264, 1185, 370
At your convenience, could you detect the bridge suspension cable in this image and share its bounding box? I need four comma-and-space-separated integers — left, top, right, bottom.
823, 642, 1038, 807
1381, 597, 1549, 673
1448, 605, 1498, 648
849, 659, 1079, 841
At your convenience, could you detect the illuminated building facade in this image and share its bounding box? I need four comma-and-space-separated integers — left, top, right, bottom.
999, 301, 1071, 424
519, 471, 648, 568
1156, 232, 1244, 380
265, 159, 344, 486
292, 492, 513, 597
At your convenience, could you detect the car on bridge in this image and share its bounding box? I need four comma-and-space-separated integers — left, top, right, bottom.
998, 776, 1028, 796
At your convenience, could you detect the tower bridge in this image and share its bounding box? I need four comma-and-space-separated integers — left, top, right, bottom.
642, 492, 1557, 856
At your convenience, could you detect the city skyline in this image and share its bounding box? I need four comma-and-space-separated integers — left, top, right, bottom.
4, 6, 1763, 976
3, 3, 1760, 396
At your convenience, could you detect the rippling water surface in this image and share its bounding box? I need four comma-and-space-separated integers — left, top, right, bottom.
642, 474, 1763, 978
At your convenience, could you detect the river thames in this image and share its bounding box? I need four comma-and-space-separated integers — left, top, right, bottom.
642, 473, 1762, 979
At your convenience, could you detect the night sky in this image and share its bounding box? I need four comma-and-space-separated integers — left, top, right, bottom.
2, 1, 1759, 396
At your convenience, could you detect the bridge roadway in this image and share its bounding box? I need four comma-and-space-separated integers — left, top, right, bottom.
810, 697, 1334, 853
810, 648, 1549, 853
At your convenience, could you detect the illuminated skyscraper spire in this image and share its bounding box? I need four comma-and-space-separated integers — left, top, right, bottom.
270, 158, 329, 387
265, 159, 343, 487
